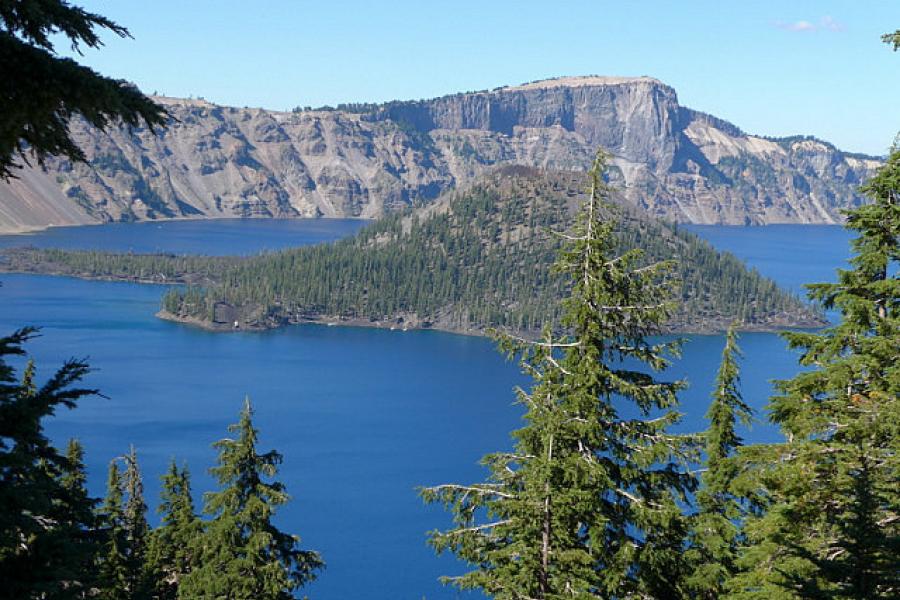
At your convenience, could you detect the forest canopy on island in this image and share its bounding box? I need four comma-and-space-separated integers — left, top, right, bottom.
1, 169, 823, 336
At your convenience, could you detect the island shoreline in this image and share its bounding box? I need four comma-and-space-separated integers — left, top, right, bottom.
154, 308, 827, 338
0, 266, 828, 337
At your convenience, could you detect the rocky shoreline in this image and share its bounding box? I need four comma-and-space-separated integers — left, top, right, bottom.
156, 307, 827, 338
156, 309, 489, 337
1, 263, 826, 337
0, 260, 827, 338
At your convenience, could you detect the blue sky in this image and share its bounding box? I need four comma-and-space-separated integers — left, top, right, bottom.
62, 1, 899, 155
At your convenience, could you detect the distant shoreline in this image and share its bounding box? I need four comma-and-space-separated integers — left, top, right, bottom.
155, 309, 491, 338
0, 265, 827, 337
0, 216, 850, 237
0, 214, 375, 237
155, 308, 827, 339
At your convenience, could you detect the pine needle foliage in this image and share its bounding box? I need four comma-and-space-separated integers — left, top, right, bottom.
0, 328, 99, 599
147, 461, 203, 600
0, 0, 167, 178
51, 438, 101, 595
685, 327, 753, 599
728, 150, 900, 599
420, 151, 699, 599
98, 461, 129, 600
122, 446, 152, 598
97, 447, 152, 600
180, 398, 323, 599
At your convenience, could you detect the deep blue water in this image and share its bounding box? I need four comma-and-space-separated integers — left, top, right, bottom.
0, 218, 369, 255
684, 224, 854, 297
0, 220, 853, 599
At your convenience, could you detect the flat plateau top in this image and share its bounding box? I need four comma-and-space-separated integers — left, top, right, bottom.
504, 76, 662, 91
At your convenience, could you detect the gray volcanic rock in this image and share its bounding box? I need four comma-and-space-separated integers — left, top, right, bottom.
0, 76, 881, 232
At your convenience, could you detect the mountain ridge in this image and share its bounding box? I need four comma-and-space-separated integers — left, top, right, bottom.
0, 76, 881, 233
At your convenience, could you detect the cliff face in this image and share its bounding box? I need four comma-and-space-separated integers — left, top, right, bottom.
0, 76, 881, 233
384, 77, 680, 169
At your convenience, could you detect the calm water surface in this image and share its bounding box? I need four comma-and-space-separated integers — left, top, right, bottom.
0, 218, 369, 255
0, 220, 852, 599
684, 224, 853, 297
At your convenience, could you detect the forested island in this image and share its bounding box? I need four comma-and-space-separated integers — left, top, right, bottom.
0, 168, 824, 336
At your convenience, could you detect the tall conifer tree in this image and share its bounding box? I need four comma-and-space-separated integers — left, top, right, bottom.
98, 461, 129, 600
122, 446, 152, 599
421, 150, 698, 598
147, 460, 202, 600
729, 151, 900, 599
42, 438, 101, 598
180, 398, 323, 599
685, 328, 752, 598
0, 329, 99, 598
98, 448, 152, 600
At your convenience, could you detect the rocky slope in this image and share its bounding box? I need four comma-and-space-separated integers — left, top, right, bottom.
0, 76, 881, 233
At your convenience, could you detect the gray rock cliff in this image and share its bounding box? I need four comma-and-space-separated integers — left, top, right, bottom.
0, 76, 880, 232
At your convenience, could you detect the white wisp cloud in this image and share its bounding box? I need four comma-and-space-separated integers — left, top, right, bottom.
773, 16, 846, 33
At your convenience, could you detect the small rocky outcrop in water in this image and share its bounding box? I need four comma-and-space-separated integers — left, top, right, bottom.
0, 76, 881, 232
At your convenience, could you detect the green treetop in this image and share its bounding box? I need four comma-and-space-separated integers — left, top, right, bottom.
703, 328, 752, 498
43, 438, 102, 597
421, 150, 698, 599
180, 398, 323, 599
0, 329, 99, 598
147, 460, 202, 600
98, 460, 129, 600
98, 448, 152, 600
122, 446, 152, 599
729, 150, 900, 599
685, 327, 753, 599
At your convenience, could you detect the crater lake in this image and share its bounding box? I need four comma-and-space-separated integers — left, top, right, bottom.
0, 220, 852, 599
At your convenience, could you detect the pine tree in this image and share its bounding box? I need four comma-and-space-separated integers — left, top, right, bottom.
42, 438, 102, 598
147, 460, 202, 600
685, 327, 752, 598
180, 398, 323, 599
728, 151, 900, 598
97, 448, 152, 600
420, 150, 698, 598
122, 446, 152, 599
0, 328, 99, 598
98, 461, 129, 600
60, 439, 88, 503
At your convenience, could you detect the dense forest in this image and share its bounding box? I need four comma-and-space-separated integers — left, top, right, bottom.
0, 168, 823, 335
419, 150, 900, 599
